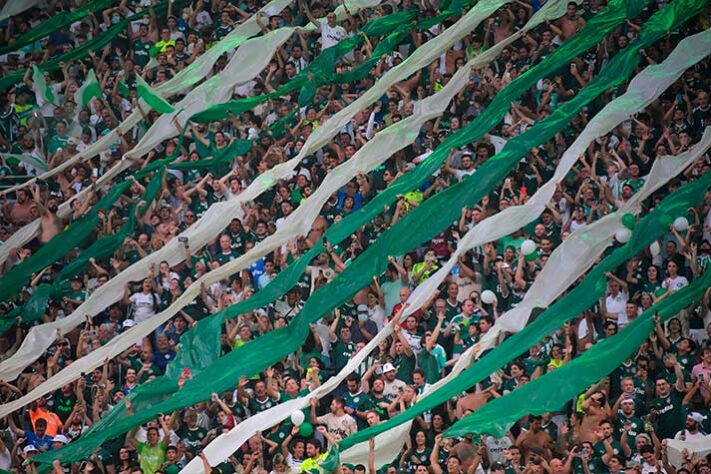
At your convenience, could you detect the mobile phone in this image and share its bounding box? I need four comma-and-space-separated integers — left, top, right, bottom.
178, 236, 188, 243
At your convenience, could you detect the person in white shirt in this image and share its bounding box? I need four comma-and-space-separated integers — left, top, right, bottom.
301, 0, 350, 50
603, 274, 628, 324
674, 412, 706, 441
662, 260, 689, 292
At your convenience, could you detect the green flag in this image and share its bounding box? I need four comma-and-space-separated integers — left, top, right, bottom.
74, 70, 104, 109
2, 153, 48, 172
31, 66, 55, 106
135, 75, 175, 113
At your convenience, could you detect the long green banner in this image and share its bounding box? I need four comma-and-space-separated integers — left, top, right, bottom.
35, 0, 653, 464
0, 0, 190, 92
0, 181, 131, 302
0, 0, 115, 55
328, 169, 711, 457
445, 259, 711, 438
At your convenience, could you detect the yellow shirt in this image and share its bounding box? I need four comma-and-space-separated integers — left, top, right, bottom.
301, 453, 327, 473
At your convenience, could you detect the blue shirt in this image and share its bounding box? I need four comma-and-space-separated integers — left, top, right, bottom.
25, 430, 53, 451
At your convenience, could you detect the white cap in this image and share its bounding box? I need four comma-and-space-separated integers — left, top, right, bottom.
23, 445, 38, 454
382, 362, 396, 373
122, 319, 136, 329
53, 434, 69, 444
688, 412, 706, 424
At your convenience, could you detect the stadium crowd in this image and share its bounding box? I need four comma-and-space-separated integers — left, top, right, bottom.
0, 0, 710, 473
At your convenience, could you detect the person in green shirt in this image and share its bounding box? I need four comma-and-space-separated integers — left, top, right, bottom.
127, 403, 171, 474
213, 234, 238, 266
650, 363, 686, 439
419, 312, 447, 384
343, 374, 374, 430
131, 23, 156, 67
177, 409, 208, 456
47, 120, 69, 155
390, 319, 416, 385
329, 312, 357, 373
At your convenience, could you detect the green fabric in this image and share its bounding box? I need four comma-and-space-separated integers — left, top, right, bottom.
138, 167, 166, 215
445, 250, 711, 438
136, 76, 175, 114
75, 69, 104, 109
168, 140, 252, 170
3, 153, 48, 172
0, 0, 189, 92
34, 0, 648, 464
0, 0, 115, 55
0, 182, 130, 303
0, 169, 164, 335
331, 170, 711, 458
32, 65, 55, 105
55, 213, 137, 282
190, 5, 491, 123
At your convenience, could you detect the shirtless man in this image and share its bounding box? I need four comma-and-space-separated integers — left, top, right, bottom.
3, 188, 34, 226
580, 390, 611, 442
31, 184, 62, 243
553, 2, 586, 40
516, 415, 554, 459
455, 385, 498, 419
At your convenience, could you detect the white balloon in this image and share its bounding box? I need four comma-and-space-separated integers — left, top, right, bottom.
520, 239, 537, 256
481, 290, 497, 304
615, 228, 632, 244
673, 216, 689, 232
649, 241, 661, 256
290, 410, 305, 426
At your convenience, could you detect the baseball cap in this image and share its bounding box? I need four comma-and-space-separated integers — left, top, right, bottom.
382, 363, 396, 373
122, 319, 136, 329
688, 412, 705, 424
23, 445, 38, 454
53, 434, 69, 445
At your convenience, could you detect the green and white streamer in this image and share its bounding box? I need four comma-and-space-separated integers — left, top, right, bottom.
1, 153, 48, 173
4, 0, 647, 418
444, 256, 711, 438
0, 0, 377, 264
322, 25, 711, 465
0, 0, 509, 383
31, 65, 55, 106
334, 128, 711, 469
0, 0, 365, 261
135, 74, 175, 114
73, 69, 103, 109
26, 0, 661, 459
189, 122, 711, 471
0, 0, 291, 200
174, 0, 578, 468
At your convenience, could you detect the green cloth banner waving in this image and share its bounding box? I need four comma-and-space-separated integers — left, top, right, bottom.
328, 169, 711, 457
0, 0, 189, 92
445, 261, 711, 438
0, 0, 115, 56
0, 182, 130, 303
34, 0, 653, 463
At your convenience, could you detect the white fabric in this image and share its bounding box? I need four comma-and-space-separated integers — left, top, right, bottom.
0, 0, 41, 21
332, 32, 711, 467
666, 435, 711, 469
177, 2, 576, 469
0, 0, 510, 385
0, 0, 294, 259
0, 0, 376, 280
